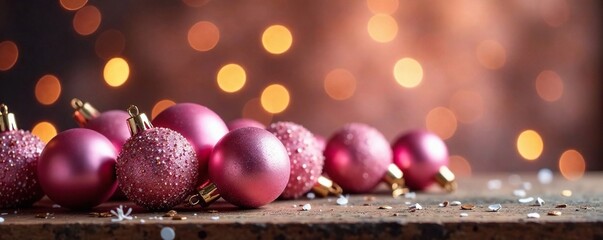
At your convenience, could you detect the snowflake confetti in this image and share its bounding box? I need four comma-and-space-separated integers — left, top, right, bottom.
518, 197, 534, 203
302, 204, 312, 211
336, 195, 348, 205
527, 213, 540, 219
535, 197, 545, 206
110, 205, 133, 222
488, 204, 502, 212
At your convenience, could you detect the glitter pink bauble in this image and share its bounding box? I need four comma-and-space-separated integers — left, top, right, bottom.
117, 127, 199, 210
323, 123, 392, 193
84, 110, 130, 153
0, 130, 45, 208
152, 103, 228, 185
392, 130, 449, 190
38, 129, 117, 209
209, 127, 290, 208
227, 118, 265, 131
267, 122, 323, 199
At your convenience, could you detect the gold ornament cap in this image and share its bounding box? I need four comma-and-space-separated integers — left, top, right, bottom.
126, 105, 153, 136
188, 181, 221, 207
382, 164, 409, 198
0, 104, 18, 132
312, 176, 343, 197
434, 166, 457, 192
71, 98, 100, 127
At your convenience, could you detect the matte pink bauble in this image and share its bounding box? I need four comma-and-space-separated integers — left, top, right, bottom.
392, 130, 449, 190
152, 103, 228, 184
38, 129, 117, 209
227, 118, 265, 131
323, 123, 392, 193
267, 122, 323, 199
84, 110, 130, 153
209, 127, 290, 208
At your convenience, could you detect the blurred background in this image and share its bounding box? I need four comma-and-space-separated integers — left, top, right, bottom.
0, 0, 600, 179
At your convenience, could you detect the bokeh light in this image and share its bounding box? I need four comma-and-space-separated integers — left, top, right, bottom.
449, 90, 484, 123
73, 5, 102, 36
35, 74, 62, 105
366, 0, 399, 14
60, 0, 88, 11
535, 70, 564, 102
151, 99, 176, 119
540, 0, 570, 27
449, 155, 472, 178
324, 69, 357, 101
393, 58, 423, 88
425, 107, 457, 140
217, 63, 246, 93
32, 121, 58, 143
95, 29, 126, 59
476, 40, 506, 70
187, 21, 220, 52
260, 84, 290, 114
261, 25, 293, 55
516, 130, 544, 161
367, 14, 398, 43
103, 57, 130, 87
0, 40, 19, 71
242, 98, 273, 126
559, 149, 585, 181
182, 0, 210, 8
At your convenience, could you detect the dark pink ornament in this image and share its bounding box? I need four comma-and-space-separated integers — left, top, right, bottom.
152, 103, 228, 184
117, 106, 199, 210
0, 105, 45, 208
208, 127, 290, 208
324, 123, 392, 193
267, 122, 323, 199
38, 128, 117, 209
392, 130, 456, 191
227, 118, 265, 131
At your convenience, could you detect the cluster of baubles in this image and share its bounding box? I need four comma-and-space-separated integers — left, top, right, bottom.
0, 100, 456, 210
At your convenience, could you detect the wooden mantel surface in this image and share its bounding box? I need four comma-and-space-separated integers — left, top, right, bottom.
1, 173, 602, 239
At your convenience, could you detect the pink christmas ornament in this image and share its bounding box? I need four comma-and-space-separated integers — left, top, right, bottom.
392, 130, 456, 191
152, 103, 228, 184
227, 118, 265, 131
267, 121, 323, 199
117, 105, 199, 211
38, 128, 117, 209
191, 127, 290, 208
324, 123, 403, 194
314, 134, 327, 151
0, 104, 45, 208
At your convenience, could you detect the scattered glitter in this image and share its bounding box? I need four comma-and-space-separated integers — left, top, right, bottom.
555, 204, 567, 208
110, 205, 133, 222
527, 213, 541, 219
487, 179, 502, 190
405, 192, 416, 199
450, 201, 462, 206
336, 195, 348, 205
172, 215, 187, 220
306, 192, 316, 199
548, 211, 562, 216
439, 201, 449, 207
35, 213, 54, 219
535, 197, 545, 206
513, 189, 527, 197
518, 197, 535, 203
163, 210, 177, 217
378, 205, 392, 210
561, 190, 572, 197
210, 216, 220, 220
409, 203, 423, 210
52, 204, 61, 208
0, 217, 4, 223
302, 203, 312, 211
459, 213, 469, 217
488, 204, 502, 212
160, 227, 176, 240
522, 182, 532, 190
461, 204, 475, 210
537, 168, 553, 184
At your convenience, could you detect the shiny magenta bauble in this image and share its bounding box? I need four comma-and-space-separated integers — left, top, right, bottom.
117, 127, 199, 211
209, 127, 290, 208
323, 123, 392, 193
0, 130, 45, 208
392, 130, 449, 190
152, 103, 228, 184
227, 118, 265, 131
84, 110, 130, 153
38, 129, 117, 209
267, 122, 323, 199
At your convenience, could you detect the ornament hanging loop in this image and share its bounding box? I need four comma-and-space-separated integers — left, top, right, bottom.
71, 98, 100, 127
126, 105, 153, 136
312, 176, 343, 197
0, 104, 18, 132
383, 164, 409, 198
435, 166, 457, 192
188, 181, 220, 207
